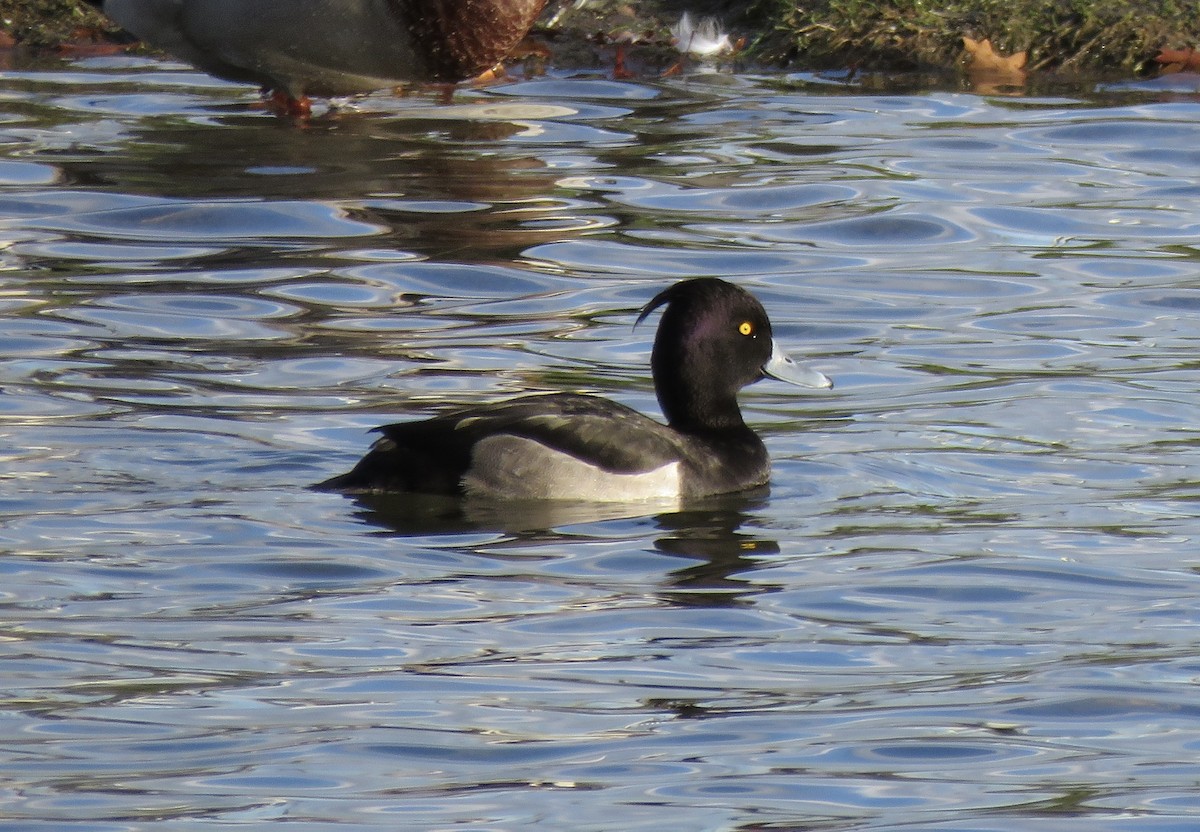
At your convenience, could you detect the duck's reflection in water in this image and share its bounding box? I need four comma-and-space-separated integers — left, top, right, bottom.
651, 491, 779, 606
346, 488, 779, 606
346, 490, 672, 535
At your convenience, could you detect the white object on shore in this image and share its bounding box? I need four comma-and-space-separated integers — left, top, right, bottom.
670, 12, 734, 58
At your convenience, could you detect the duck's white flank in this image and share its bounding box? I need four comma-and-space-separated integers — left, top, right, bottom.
462, 435, 682, 502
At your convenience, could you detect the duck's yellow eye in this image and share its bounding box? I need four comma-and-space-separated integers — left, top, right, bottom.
738, 321, 754, 336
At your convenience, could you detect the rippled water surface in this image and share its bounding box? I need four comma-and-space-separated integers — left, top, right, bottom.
2, 55, 1200, 830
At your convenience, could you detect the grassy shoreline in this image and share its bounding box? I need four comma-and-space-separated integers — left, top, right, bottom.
2, 0, 1197, 76
748, 0, 1200, 74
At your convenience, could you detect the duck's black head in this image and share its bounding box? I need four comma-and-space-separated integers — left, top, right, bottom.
637, 278, 830, 432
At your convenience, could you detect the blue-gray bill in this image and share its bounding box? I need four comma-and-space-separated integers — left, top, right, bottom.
763, 339, 833, 389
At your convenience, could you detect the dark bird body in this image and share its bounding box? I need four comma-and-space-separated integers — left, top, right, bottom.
94, 0, 546, 101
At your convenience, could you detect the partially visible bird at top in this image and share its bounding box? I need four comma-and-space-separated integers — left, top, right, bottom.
89, 0, 547, 115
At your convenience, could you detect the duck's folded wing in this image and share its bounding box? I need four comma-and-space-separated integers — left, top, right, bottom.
417, 393, 686, 475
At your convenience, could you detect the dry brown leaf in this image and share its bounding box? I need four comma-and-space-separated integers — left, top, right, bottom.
962, 36, 1027, 94
963, 37, 1027, 72
1154, 48, 1200, 72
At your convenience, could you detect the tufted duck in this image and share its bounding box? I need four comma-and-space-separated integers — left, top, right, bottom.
317, 277, 831, 501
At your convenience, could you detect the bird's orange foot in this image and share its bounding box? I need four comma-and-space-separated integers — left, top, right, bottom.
264, 89, 313, 118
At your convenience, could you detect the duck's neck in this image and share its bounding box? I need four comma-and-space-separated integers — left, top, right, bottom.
659, 384, 747, 433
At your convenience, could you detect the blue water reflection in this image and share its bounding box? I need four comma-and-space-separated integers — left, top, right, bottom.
0, 55, 1199, 830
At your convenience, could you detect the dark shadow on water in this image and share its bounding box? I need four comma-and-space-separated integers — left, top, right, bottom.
51, 105, 575, 261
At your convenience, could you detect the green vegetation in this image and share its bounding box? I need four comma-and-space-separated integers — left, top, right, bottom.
0, 0, 119, 48
749, 0, 1200, 73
